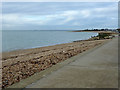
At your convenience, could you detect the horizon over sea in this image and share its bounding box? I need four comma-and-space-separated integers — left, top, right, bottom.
2, 30, 98, 52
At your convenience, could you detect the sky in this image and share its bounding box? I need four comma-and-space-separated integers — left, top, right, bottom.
2, 2, 118, 30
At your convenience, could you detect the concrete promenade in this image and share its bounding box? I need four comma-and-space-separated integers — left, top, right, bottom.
26, 37, 118, 88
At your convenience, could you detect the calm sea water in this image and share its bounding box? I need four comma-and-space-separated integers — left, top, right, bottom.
2, 30, 98, 52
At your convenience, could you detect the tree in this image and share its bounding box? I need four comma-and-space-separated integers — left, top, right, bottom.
117, 28, 120, 33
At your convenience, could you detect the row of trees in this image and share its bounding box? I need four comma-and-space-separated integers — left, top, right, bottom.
84, 28, 113, 31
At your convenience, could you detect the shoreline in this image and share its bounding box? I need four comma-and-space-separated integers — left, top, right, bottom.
2, 39, 89, 53
2, 39, 92, 59
2, 34, 98, 56
71, 30, 118, 34
2, 34, 98, 53
2, 36, 113, 88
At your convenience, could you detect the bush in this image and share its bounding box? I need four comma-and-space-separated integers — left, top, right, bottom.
98, 33, 111, 39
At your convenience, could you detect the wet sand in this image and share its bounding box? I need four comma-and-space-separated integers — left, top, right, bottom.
2, 39, 110, 88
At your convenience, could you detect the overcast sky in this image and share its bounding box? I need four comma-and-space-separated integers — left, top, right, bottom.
2, 2, 118, 30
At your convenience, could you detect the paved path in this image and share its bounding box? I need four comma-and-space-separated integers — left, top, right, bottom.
26, 38, 118, 88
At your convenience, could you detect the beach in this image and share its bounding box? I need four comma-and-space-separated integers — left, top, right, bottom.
2, 1, 118, 89
2, 38, 110, 88
72, 30, 118, 34
26, 37, 118, 88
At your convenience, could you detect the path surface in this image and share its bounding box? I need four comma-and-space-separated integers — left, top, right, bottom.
26, 38, 118, 88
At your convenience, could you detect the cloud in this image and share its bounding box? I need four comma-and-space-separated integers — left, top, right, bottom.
2, 2, 118, 30
80, 10, 91, 18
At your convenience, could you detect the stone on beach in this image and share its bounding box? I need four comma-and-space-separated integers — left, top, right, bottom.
2, 39, 107, 88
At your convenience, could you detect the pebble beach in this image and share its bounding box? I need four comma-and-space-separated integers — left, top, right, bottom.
2, 38, 110, 88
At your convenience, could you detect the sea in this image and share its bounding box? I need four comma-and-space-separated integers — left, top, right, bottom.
2, 30, 98, 52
